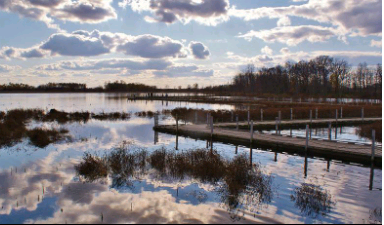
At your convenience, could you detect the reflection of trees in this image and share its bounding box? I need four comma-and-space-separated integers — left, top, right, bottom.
75, 145, 273, 220
290, 183, 335, 218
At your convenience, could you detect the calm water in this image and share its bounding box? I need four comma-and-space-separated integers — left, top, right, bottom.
0, 94, 381, 224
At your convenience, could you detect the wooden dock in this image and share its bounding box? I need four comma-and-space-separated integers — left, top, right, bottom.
154, 120, 382, 166
216, 117, 382, 130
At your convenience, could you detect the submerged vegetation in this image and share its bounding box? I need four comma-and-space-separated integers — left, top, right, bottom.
75, 143, 274, 219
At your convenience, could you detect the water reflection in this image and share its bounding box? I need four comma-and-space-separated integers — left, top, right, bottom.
290, 183, 335, 218
75, 143, 274, 221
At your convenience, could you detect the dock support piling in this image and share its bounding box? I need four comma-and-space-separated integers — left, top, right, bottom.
310, 110, 313, 124
247, 110, 250, 125
278, 111, 282, 124
372, 130, 376, 163
236, 115, 239, 131
305, 124, 309, 152
275, 117, 279, 135
315, 108, 318, 120
341, 107, 343, 119
290, 108, 293, 120
176, 115, 179, 134
231, 111, 234, 122
250, 121, 254, 143
328, 123, 332, 140
261, 109, 263, 122
335, 109, 338, 123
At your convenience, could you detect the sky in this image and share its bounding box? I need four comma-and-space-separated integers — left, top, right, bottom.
0, 0, 382, 88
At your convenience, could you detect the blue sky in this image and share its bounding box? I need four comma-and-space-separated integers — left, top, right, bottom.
0, 0, 382, 88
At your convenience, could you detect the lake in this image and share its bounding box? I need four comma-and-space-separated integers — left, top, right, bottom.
0, 94, 381, 224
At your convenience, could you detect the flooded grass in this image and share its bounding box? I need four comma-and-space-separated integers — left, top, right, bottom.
75, 153, 108, 183
357, 122, 382, 142
76, 144, 274, 218
26, 128, 69, 148
0, 109, 134, 148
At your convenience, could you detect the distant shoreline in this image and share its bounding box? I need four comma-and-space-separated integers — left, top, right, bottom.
0, 90, 382, 101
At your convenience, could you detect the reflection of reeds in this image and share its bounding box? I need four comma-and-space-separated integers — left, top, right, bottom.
290, 183, 334, 217
76, 145, 273, 219
357, 122, 382, 142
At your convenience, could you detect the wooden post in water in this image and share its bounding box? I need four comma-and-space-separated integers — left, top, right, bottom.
261, 109, 263, 122
372, 130, 376, 163
310, 110, 313, 124
305, 124, 309, 152
278, 111, 282, 124
275, 117, 279, 135
328, 123, 332, 140
290, 108, 293, 120
206, 113, 209, 125
195, 111, 198, 124
247, 110, 250, 125
340, 107, 343, 119
236, 115, 239, 131
250, 120, 254, 143
335, 109, 338, 123
210, 116, 214, 139
231, 111, 234, 122
176, 114, 179, 134
315, 108, 318, 120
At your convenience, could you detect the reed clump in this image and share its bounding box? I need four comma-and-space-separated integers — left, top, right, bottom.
75, 153, 108, 183
357, 122, 382, 142
26, 128, 69, 148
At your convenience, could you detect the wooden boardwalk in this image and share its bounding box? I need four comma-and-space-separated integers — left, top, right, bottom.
154, 120, 382, 166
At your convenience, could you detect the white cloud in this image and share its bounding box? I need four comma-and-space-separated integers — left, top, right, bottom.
277, 16, 291, 27
0, 0, 117, 30
261, 46, 273, 55
0, 65, 22, 73
239, 25, 340, 46
154, 65, 214, 77
370, 39, 382, 48
2, 30, 206, 60
230, 0, 382, 37
119, 0, 230, 26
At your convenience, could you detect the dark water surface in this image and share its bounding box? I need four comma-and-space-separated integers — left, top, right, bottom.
0, 94, 381, 224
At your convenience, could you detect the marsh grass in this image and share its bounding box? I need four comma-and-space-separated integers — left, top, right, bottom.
357, 122, 382, 142
26, 128, 69, 148
75, 153, 109, 183
0, 108, 134, 148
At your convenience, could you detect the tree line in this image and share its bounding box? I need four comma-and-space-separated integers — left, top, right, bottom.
204, 56, 382, 99
0, 55, 382, 99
